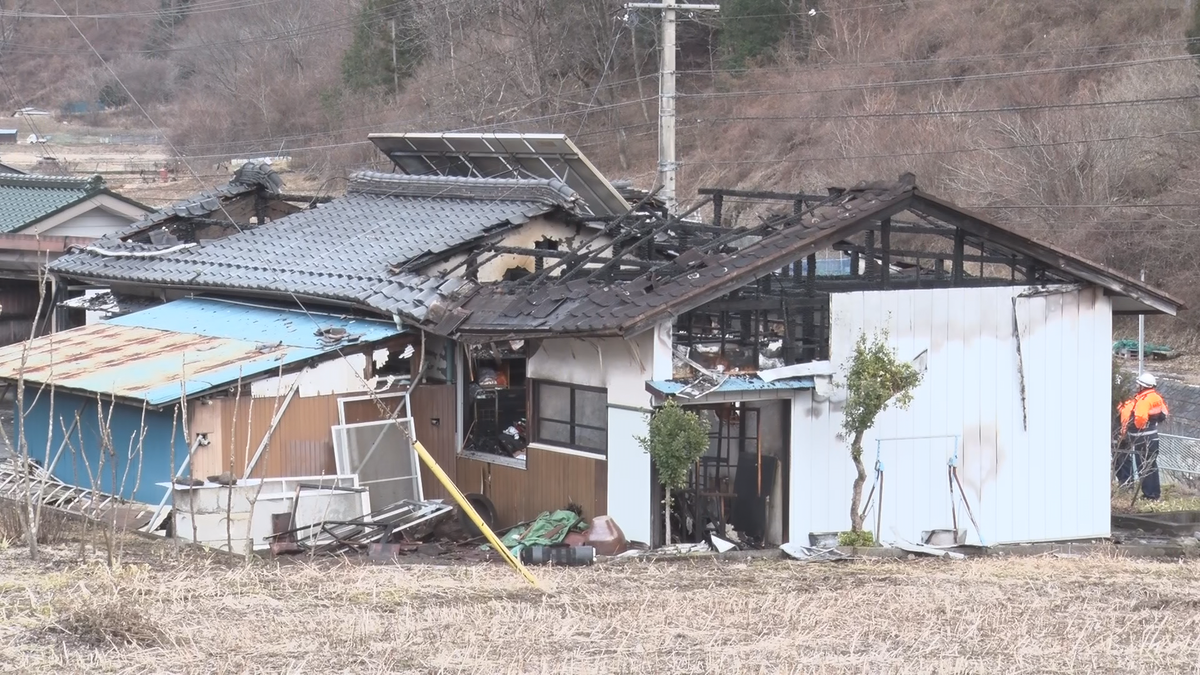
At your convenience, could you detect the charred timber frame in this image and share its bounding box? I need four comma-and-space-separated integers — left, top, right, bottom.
669, 188, 1076, 372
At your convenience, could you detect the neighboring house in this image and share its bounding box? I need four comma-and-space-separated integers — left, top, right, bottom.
0, 172, 151, 346
12, 132, 1181, 550
0, 130, 16, 145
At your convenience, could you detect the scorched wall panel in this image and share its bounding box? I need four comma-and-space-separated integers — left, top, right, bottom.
789, 285, 1111, 545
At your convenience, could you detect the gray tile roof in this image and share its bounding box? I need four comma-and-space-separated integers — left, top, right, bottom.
0, 172, 105, 233
50, 171, 580, 322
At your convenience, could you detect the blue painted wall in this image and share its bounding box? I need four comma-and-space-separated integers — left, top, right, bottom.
16, 386, 188, 504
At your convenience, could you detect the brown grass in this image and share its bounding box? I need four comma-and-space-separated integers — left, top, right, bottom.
0, 499, 74, 548
1112, 483, 1200, 515
2, 532, 1200, 673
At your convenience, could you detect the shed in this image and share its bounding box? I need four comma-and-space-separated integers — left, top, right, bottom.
0, 129, 16, 145
0, 297, 405, 504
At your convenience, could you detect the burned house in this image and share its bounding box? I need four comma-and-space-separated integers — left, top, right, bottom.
10, 133, 1182, 550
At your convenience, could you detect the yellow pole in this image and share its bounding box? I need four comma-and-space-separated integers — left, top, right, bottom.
411, 440, 543, 590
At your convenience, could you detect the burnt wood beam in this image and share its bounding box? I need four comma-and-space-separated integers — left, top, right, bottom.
888, 223, 956, 235
864, 229, 877, 280
581, 197, 714, 282
694, 297, 829, 312
699, 187, 828, 202
527, 186, 664, 287
951, 228, 966, 285
834, 243, 1020, 266
880, 218, 891, 289
484, 246, 658, 268
712, 193, 723, 228
913, 192, 1179, 314
803, 253, 817, 360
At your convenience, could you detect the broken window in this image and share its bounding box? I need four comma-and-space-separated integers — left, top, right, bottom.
531, 381, 607, 455
461, 342, 528, 465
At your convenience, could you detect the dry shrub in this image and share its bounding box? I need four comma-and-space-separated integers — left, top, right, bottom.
0, 498, 73, 547
53, 591, 170, 649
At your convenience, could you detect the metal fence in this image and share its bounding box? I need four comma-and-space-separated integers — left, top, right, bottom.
1159, 434, 1200, 477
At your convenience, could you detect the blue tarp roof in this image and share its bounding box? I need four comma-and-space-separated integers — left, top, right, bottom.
646, 375, 815, 397
0, 297, 402, 406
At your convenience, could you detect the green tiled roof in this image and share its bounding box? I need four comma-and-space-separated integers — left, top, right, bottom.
0, 173, 105, 233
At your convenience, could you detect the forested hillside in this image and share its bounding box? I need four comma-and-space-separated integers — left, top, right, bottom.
1, 0, 1199, 331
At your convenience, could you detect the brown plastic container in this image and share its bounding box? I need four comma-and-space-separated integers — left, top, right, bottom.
584, 515, 628, 556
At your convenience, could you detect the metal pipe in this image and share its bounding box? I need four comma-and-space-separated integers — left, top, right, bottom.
1138, 269, 1145, 375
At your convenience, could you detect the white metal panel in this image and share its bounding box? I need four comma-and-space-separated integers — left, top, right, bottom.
790, 285, 1111, 545
607, 407, 652, 544
331, 418, 422, 512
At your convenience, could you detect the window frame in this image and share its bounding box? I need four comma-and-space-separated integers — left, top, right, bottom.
531, 379, 608, 456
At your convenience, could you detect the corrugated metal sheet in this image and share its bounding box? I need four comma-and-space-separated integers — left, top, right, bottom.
646, 375, 815, 397
0, 297, 402, 406
789, 285, 1110, 546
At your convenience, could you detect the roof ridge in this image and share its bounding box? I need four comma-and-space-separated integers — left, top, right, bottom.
347, 171, 579, 205
0, 172, 104, 191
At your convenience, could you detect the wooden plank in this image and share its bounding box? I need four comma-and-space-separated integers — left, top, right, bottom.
456, 447, 602, 527
698, 187, 827, 202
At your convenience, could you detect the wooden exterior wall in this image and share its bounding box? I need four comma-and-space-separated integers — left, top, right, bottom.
189, 394, 340, 479
456, 449, 606, 528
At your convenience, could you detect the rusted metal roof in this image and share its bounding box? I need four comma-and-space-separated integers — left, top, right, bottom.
0, 297, 402, 406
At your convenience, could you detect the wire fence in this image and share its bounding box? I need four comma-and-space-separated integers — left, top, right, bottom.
1159, 434, 1200, 477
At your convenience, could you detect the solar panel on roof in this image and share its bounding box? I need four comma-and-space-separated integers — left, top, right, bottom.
368, 132, 629, 218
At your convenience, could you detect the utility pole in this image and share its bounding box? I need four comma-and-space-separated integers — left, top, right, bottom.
626, 0, 719, 212
1138, 269, 1146, 375
391, 18, 399, 99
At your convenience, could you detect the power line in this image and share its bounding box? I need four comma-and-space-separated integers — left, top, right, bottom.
682, 54, 1199, 100
0, 0, 294, 20
683, 129, 1200, 166
695, 95, 1200, 124
680, 37, 1200, 76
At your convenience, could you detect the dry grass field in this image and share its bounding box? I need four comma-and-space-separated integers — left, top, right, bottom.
0, 530, 1199, 674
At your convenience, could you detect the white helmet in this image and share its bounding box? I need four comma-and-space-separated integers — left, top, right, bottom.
1136, 372, 1157, 389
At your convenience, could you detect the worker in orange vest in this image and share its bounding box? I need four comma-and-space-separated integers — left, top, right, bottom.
1116, 373, 1169, 500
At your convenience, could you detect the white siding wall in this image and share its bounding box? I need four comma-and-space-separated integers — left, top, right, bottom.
527, 323, 671, 544
40, 207, 140, 237
790, 285, 1111, 545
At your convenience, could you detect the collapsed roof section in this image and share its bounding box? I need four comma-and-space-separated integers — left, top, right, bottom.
49, 171, 587, 324
98, 160, 298, 246
426, 174, 1182, 341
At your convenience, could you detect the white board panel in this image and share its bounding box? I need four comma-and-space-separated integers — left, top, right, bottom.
607, 407, 652, 544
791, 285, 1111, 545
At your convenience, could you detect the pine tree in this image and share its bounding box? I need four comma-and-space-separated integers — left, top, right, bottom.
342, 0, 423, 95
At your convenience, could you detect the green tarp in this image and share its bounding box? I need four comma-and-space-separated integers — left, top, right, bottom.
484, 509, 587, 555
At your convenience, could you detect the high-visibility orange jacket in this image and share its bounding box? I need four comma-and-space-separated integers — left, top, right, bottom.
1119, 388, 1169, 435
